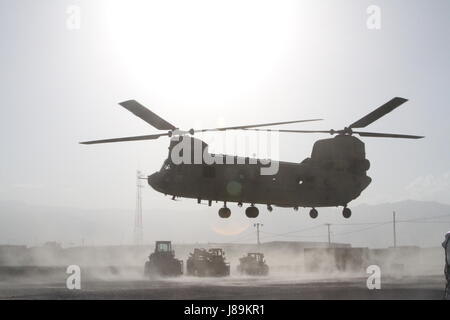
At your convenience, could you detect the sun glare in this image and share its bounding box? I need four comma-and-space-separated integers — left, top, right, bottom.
211, 221, 250, 236
102, 0, 298, 102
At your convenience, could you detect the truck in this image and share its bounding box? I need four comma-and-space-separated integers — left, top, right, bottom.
144, 241, 183, 277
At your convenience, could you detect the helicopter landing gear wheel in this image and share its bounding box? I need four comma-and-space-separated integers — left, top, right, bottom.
309, 208, 318, 219
218, 207, 231, 218
342, 207, 352, 219
245, 205, 259, 218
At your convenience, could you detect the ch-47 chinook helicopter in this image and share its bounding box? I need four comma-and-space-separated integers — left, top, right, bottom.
81, 97, 423, 219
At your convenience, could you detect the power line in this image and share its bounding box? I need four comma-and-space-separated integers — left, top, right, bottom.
331, 222, 391, 237
260, 224, 325, 238
398, 213, 450, 223
227, 228, 256, 244
332, 222, 388, 226
400, 220, 450, 224
332, 213, 450, 226
259, 231, 325, 240
242, 212, 450, 244
330, 216, 450, 239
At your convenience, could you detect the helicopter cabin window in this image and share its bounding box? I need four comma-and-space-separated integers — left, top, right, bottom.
202, 165, 216, 178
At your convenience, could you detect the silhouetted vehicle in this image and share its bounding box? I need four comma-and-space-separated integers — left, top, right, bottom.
237, 253, 269, 276
186, 248, 230, 277
144, 241, 183, 277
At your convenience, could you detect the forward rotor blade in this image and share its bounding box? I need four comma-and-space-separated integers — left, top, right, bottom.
354, 132, 424, 139
119, 100, 176, 130
195, 119, 323, 133
349, 97, 408, 129
243, 129, 332, 134
80, 133, 169, 145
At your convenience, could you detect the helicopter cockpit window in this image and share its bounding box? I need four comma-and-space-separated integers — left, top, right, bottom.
160, 160, 172, 172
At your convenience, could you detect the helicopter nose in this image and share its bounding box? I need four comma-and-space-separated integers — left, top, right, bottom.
147, 172, 161, 190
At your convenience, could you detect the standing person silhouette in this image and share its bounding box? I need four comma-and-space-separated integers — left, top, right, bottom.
443, 232, 450, 300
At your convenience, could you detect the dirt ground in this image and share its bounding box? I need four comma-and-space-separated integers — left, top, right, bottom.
0, 269, 446, 300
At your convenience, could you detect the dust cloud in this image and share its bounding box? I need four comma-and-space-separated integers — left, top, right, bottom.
0, 242, 445, 286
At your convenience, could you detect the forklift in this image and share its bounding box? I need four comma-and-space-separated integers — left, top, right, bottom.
237, 253, 269, 276
144, 241, 183, 277
186, 248, 230, 277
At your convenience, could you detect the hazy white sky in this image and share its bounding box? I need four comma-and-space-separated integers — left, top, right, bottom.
0, 0, 449, 245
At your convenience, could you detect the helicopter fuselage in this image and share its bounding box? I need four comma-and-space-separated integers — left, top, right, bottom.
147, 135, 372, 209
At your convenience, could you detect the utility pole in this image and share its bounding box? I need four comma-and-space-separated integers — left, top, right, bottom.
325, 223, 331, 248
254, 223, 263, 247
393, 211, 397, 248
134, 170, 144, 245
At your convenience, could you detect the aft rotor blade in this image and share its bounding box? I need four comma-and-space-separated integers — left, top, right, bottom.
354, 131, 424, 139
119, 100, 176, 130
349, 97, 408, 129
195, 119, 323, 133
80, 133, 169, 145
242, 128, 424, 139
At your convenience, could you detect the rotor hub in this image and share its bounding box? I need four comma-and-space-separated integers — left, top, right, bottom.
343, 127, 353, 135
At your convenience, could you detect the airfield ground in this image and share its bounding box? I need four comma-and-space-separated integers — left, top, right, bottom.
0, 269, 445, 300
0, 244, 446, 299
